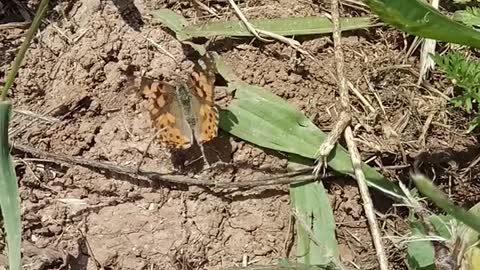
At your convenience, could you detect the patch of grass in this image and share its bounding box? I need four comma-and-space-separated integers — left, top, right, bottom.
432, 52, 480, 132
454, 7, 480, 29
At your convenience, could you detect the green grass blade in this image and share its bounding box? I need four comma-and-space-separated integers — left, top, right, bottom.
0, 101, 21, 270
412, 174, 480, 234
180, 16, 378, 40
289, 158, 337, 266
364, 0, 480, 48
151, 9, 379, 41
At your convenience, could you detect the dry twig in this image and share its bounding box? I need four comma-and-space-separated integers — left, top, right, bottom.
0, 21, 30, 30
227, 0, 318, 63
191, 0, 220, 19
12, 143, 330, 189
227, 0, 271, 42
145, 36, 178, 63
314, 0, 389, 269
13, 109, 60, 123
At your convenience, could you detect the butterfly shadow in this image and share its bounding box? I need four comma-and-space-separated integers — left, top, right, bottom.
110, 0, 144, 31
171, 132, 233, 173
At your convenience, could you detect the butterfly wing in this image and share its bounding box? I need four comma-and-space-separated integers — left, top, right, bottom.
188, 58, 219, 144
140, 77, 193, 149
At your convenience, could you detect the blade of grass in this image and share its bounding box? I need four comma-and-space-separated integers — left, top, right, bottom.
289, 161, 338, 266
364, 0, 480, 48
179, 16, 379, 40
0, 101, 21, 270
411, 174, 480, 234
151, 9, 380, 41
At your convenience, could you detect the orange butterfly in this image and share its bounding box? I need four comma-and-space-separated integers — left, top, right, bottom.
138, 56, 219, 150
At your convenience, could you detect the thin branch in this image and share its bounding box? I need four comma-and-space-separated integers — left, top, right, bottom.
227, 0, 272, 42
192, 0, 220, 19
13, 109, 60, 123
347, 81, 375, 114
145, 36, 178, 63
345, 127, 389, 270
227, 0, 319, 63
12, 143, 330, 189
330, 0, 389, 268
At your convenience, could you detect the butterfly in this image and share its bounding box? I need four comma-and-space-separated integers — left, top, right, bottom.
138, 56, 219, 150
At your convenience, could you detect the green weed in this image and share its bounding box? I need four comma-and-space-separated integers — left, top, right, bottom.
433, 52, 480, 132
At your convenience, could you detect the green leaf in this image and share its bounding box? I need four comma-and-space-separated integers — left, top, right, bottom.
467, 115, 480, 133
412, 174, 480, 235
150, 9, 190, 40
454, 7, 480, 28
364, 0, 480, 48
290, 181, 336, 265
429, 215, 453, 240
432, 52, 480, 132
289, 157, 337, 266
407, 221, 435, 270
181, 16, 379, 40
0, 101, 21, 270
151, 9, 379, 42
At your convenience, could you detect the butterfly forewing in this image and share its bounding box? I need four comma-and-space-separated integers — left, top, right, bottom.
188, 58, 219, 144
141, 78, 193, 149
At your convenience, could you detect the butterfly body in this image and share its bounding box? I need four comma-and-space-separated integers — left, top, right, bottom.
138, 57, 219, 150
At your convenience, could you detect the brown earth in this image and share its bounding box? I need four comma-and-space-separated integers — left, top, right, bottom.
1, 0, 480, 269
